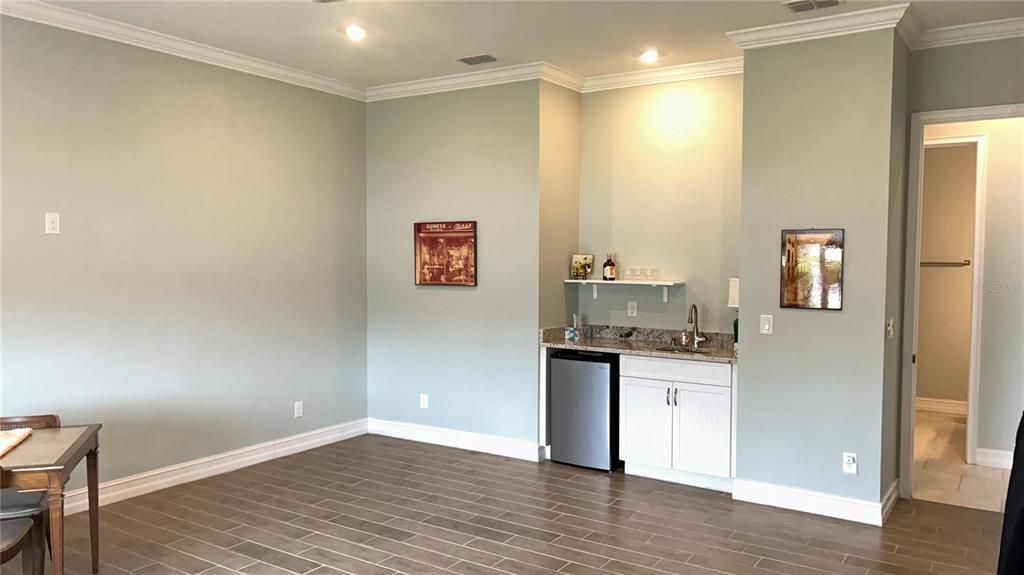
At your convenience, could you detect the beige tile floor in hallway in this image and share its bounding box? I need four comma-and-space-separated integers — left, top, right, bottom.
914, 409, 1011, 512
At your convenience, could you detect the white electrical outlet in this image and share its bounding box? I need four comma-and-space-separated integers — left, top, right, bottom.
843, 452, 858, 475
759, 314, 774, 335
627, 301, 638, 317
420, 393, 429, 409
885, 317, 896, 339
45, 212, 61, 234
293, 401, 303, 418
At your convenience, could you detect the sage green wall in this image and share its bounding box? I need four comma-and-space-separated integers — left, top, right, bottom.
917, 144, 976, 402
577, 76, 743, 332
737, 30, 899, 502
925, 118, 1023, 453
910, 38, 1024, 113
366, 82, 542, 442
539, 82, 581, 329
0, 17, 368, 483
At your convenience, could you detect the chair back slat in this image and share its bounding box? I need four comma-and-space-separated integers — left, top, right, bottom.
0, 415, 61, 431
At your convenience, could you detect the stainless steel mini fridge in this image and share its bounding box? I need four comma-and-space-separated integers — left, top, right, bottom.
549, 350, 619, 471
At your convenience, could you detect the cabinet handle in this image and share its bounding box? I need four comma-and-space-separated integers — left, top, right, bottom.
666, 387, 671, 406
673, 388, 678, 406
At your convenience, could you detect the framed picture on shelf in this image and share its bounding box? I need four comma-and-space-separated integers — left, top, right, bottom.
414, 221, 477, 286
780, 228, 844, 310
570, 255, 594, 280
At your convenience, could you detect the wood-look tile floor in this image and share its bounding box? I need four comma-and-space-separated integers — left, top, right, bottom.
6, 435, 1006, 575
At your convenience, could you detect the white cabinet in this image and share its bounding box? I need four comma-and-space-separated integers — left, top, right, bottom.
620, 355, 734, 486
673, 382, 731, 477
620, 376, 673, 468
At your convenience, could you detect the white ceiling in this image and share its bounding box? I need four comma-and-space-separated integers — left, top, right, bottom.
45, 0, 1024, 88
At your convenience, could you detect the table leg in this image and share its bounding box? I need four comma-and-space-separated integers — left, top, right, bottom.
87, 448, 100, 574
30, 516, 45, 575
47, 484, 65, 575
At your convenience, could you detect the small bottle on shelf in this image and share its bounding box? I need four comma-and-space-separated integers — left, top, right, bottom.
602, 253, 617, 281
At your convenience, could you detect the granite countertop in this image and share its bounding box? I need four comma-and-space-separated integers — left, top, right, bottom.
539, 327, 736, 364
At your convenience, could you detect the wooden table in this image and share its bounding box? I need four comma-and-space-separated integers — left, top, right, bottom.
0, 424, 101, 575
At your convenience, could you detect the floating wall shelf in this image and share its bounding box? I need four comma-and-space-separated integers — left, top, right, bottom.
564, 279, 685, 303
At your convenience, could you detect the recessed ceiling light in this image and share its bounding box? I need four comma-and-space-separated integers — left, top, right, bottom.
640, 49, 659, 64
345, 25, 366, 41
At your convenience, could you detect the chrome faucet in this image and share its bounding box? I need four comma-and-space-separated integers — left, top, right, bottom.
685, 304, 706, 350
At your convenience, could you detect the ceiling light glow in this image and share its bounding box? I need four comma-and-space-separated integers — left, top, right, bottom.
640, 49, 659, 64
346, 25, 367, 41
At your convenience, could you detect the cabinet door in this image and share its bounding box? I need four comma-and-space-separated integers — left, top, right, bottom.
673, 382, 731, 477
620, 376, 673, 468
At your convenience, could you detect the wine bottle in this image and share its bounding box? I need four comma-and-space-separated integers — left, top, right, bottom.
602, 253, 616, 281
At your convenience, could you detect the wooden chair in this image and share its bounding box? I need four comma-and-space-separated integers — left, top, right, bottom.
1, 415, 60, 569
1, 518, 41, 575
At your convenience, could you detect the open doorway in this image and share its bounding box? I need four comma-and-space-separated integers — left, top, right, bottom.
901, 105, 1023, 513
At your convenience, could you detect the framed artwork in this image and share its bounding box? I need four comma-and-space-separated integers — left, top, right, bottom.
570, 255, 594, 280
780, 228, 844, 310
414, 221, 477, 286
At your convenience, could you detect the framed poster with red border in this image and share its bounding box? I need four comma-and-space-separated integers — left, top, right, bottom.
414, 221, 477, 286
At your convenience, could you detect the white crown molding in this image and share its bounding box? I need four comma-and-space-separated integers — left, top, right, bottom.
914, 17, 1024, 50
0, 1, 742, 103
582, 57, 743, 93
727, 3, 910, 50
366, 62, 584, 102
539, 62, 587, 93
895, 7, 923, 49
6, 0, 1020, 104
0, 0, 366, 101
64, 419, 369, 515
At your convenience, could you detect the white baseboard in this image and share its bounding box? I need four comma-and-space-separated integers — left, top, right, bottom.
732, 478, 891, 526
625, 462, 733, 493
916, 397, 968, 416
976, 448, 1013, 470
540, 445, 552, 461
64, 418, 368, 515
367, 418, 541, 462
881, 479, 900, 524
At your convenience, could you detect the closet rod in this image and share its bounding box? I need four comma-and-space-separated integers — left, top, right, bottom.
921, 259, 971, 268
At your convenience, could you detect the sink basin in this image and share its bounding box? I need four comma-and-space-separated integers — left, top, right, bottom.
655, 346, 710, 354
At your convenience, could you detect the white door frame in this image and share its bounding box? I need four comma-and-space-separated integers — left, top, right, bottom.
899, 103, 1022, 500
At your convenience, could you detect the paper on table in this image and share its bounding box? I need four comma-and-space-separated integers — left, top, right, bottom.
0, 428, 32, 457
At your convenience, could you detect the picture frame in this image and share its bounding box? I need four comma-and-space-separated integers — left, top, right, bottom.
414, 221, 477, 286
570, 254, 594, 280
780, 228, 844, 310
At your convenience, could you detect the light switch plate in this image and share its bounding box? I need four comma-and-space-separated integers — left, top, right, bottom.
759, 314, 774, 335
